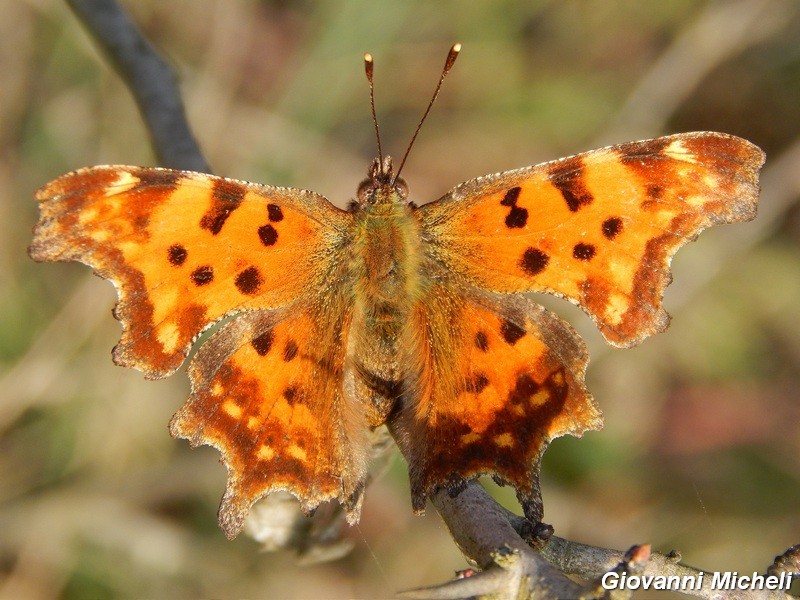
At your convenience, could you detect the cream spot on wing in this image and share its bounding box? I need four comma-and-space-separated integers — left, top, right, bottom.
156, 322, 181, 354
247, 416, 259, 429
604, 293, 628, 325
223, 400, 242, 419
609, 260, 635, 287
461, 432, 481, 445
79, 207, 100, 226
529, 389, 550, 408
107, 170, 139, 195
686, 194, 708, 208
494, 432, 514, 447
257, 444, 275, 460
664, 139, 690, 160
119, 241, 141, 259
212, 382, 223, 396
152, 287, 179, 324
287, 445, 307, 461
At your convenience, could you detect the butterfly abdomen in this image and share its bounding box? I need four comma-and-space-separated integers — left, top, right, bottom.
347, 194, 424, 419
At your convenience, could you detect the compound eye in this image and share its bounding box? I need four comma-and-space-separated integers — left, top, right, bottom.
394, 177, 408, 199
356, 178, 374, 203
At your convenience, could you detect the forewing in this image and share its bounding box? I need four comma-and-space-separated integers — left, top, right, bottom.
30, 165, 350, 377
420, 132, 764, 347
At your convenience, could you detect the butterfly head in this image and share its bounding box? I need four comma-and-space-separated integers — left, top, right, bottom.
356, 156, 409, 206
356, 44, 459, 210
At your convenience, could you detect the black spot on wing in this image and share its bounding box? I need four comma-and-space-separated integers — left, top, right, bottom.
191, 265, 214, 286
505, 206, 528, 228
616, 137, 672, 166
573, 242, 596, 261
520, 248, 549, 276
258, 224, 278, 246
500, 319, 526, 345
283, 385, 300, 404
466, 373, 490, 394
200, 179, 245, 234
136, 169, 182, 190
602, 217, 623, 240
548, 156, 593, 212
235, 266, 262, 295
500, 186, 528, 228
646, 184, 663, 200
500, 186, 521, 207
168, 244, 187, 266
267, 203, 284, 222
474, 331, 489, 352
252, 330, 274, 356
508, 373, 539, 405
283, 340, 298, 362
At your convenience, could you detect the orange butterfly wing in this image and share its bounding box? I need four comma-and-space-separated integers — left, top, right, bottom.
170, 305, 370, 539
31, 166, 369, 537
394, 131, 764, 517
30, 165, 350, 377
420, 132, 764, 347
390, 287, 601, 522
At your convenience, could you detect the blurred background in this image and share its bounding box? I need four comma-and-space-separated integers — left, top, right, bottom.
2, 0, 799, 598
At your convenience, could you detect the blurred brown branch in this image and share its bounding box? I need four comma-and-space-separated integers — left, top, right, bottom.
64, 1, 798, 599
600, 0, 792, 144
67, 0, 209, 172
408, 483, 797, 600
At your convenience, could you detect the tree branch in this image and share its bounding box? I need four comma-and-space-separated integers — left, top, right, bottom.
421, 482, 796, 600
67, 0, 209, 171
399, 485, 583, 599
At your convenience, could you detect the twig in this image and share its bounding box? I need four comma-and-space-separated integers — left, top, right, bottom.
424, 482, 800, 600
410, 485, 583, 599
66, 0, 209, 172
769, 546, 800, 579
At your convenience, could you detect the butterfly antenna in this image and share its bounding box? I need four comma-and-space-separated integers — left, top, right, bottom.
393, 43, 461, 185
364, 53, 384, 171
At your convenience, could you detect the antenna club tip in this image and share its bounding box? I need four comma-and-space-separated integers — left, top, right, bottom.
444, 43, 461, 72
364, 53, 374, 78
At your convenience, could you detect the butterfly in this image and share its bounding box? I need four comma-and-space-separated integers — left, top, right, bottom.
29, 45, 764, 539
